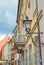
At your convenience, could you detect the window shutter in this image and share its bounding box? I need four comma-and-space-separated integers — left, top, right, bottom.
29, 44, 33, 65
24, 49, 27, 65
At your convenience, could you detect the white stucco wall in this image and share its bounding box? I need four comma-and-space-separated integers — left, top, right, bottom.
2, 43, 9, 60
28, 0, 44, 65
38, 0, 44, 65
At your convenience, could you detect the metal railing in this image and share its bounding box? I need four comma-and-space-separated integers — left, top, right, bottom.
14, 35, 26, 43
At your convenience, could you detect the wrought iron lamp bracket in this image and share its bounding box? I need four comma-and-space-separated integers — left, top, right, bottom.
26, 30, 43, 47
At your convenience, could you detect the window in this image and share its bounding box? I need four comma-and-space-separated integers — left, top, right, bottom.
29, 44, 33, 65
33, 36, 40, 65
24, 49, 28, 65
34, 46, 40, 65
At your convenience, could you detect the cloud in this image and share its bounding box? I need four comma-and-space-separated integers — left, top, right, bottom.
0, 0, 18, 8
5, 10, 15, 25
0, 32, 13, 41
10, 0, 18, 5
0, 33, 6, 41
0, 0, 18, 35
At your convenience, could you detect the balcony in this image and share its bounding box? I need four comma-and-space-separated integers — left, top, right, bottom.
14, 35, 27, 46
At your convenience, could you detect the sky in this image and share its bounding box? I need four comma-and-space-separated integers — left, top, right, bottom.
0, 0, 18, 41
0, 0, 44, 41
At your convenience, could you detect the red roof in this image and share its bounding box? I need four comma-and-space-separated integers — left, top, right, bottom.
0, 35, 9, 51
0, 35, 9, 59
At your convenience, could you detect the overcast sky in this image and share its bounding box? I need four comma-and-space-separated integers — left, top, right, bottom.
0, 0, 18, 41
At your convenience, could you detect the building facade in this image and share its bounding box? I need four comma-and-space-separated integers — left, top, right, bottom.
2, 36, 12, 65
2, 43, 9, 65
11, 36, 15, 65
13, 0, 44, 65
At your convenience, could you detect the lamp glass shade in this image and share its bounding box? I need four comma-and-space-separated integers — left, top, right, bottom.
23, 20, 32, 32
25, 22, 31, 29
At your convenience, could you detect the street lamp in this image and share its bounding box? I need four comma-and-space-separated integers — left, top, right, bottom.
23, 17, 32, 33
23, 16, 43, 65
